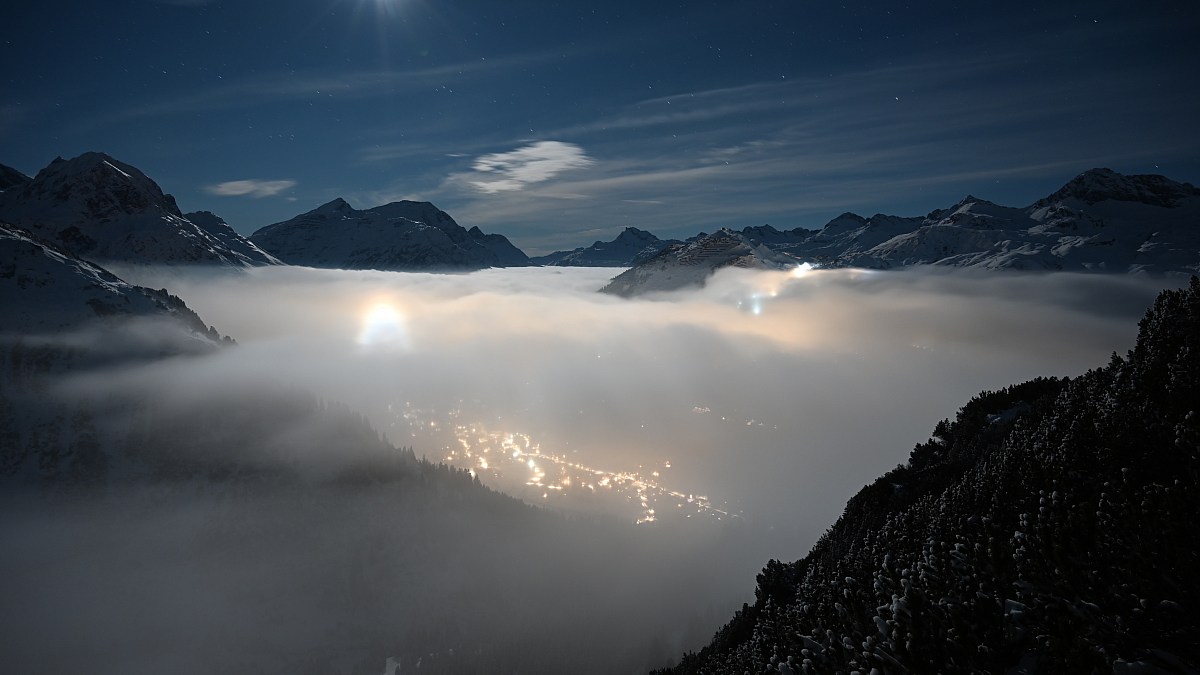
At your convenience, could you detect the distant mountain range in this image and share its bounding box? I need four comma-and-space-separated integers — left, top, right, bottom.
600, 228, 799, 297
601, 168, 1200, 295
530, 227, 677, 267
250, 197, 529, 271
2, 154, 1195, 284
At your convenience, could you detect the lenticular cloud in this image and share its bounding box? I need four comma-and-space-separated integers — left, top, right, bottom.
205, 179, 297, 198
469, 140, 594, 193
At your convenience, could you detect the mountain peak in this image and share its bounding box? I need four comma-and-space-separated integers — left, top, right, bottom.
614, 226, 659, 244
17, 151, 183, 220
250, 198, 529, 271
600, 226, 798, 297
1039, 167, 1200, 208
314, 197, 355, 213
0, 153, 277, 266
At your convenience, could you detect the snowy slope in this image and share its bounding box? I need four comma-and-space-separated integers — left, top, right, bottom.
0, 153, 278, 267
0, 222, 224, 346
821, 170, 1200, 272
250, 197, 531, 271
599, 169, 1198, 297
531, 227, 677, 266
600, 228, 800, 297
185, 210, 281, 265
793, 212, 927, 264
0, 220, 231, 480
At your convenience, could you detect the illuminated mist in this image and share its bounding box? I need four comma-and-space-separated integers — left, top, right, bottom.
3, 264, 1172, 674
119, 265, 1165, 537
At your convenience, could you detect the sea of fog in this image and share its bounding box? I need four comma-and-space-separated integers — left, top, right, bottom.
5, 264, 1179, 674
122, 264, 1168, 551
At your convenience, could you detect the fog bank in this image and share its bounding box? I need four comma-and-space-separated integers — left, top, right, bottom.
122, 265, 1168, 552
5, 264, 1176, 674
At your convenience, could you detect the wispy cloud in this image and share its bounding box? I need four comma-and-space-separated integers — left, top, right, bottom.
466, 141, 594, 194
205, 179, 297, 198
80, 52, 558, 129
443, 45, 1193, 247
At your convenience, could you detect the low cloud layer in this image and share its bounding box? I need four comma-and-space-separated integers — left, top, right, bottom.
119, 265, 1170, 545
7, 265, 1179, 673
204, 178, 297, 198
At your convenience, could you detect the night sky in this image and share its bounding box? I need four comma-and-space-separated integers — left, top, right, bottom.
4, 0, 1198, 253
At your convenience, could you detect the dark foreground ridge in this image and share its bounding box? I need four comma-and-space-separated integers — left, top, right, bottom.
658, 278, 1200, 674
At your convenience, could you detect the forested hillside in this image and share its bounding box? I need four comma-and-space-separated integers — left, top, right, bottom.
660, 278, 1200, 674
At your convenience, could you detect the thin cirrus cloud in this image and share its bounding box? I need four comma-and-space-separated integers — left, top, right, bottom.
468, 141, 594, 193
205, 179, 298, 198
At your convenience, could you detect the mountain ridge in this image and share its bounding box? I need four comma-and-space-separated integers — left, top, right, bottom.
0, 152, 278, 267
600, 168, 1200, 295
531, 227, 679, 267
250, 197, 531, 271
599, 228, 800, 297
0, 220, 227, 343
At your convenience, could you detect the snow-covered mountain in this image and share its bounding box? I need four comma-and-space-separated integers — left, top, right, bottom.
736, 223, 818, 249
0, 221, 225, 346
602, 169, 1200, 295
812, 168, 1200, 272
250, 197, 530, 271
0, 153, 278, 267
531, 227, 678, 267
184, 210, 281, 265
600, 228, 800, 297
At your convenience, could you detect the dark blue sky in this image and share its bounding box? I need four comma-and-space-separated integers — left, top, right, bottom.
5, 0, 1198, 253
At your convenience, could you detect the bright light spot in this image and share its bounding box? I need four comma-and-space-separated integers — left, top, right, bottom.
357, 302, 408, 349
792, 262, 815, 278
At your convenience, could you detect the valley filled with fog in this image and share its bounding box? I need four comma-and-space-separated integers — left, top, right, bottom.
128, 265, 1165, 542
4, 265, 1174, 674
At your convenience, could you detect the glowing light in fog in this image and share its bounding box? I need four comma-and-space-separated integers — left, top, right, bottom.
357, 302, 408, 349
792, 262, 814, 279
